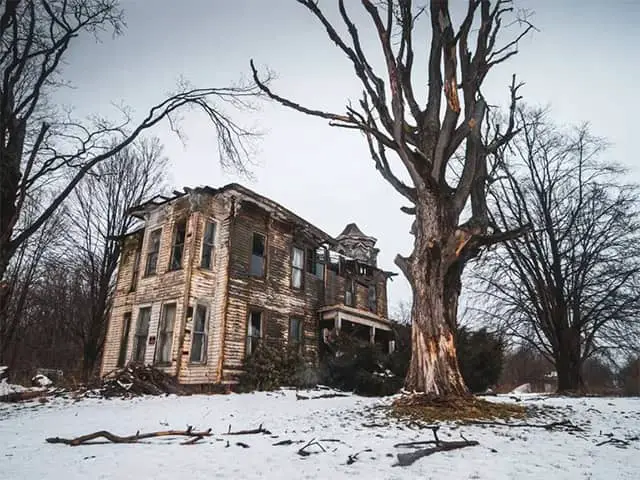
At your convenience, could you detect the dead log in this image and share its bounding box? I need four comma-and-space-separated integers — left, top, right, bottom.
225, 423, 271, 435
46, 427, 212, 446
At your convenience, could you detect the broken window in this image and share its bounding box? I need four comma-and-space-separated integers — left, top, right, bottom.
250, 233, 266, 277
200, 220, 217, 269
291, 247, 304, 289
130, 242, 141, 292
344, 278, 355, 307
289, 317, 303, 347
306, 248, 324, 279
156, 303, 176, 364
368, 284, 377, 313
133, 307, 151, 363
246, 310, 262, 356
190, 304, 208, 363
144, 229, 162, 276
169, 220, 186, 271
117, 312, 132, 367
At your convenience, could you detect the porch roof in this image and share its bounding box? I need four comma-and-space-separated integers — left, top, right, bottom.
318, 304, 392, 331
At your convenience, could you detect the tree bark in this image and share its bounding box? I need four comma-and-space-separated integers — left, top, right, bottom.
555, 326, 583, 393
401, 199, 469, 397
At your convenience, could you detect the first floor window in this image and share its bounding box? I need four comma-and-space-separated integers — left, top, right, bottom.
117, 312, 132, 367
133, 307, 151, 362
246, 310, 262, 356
190, 304, 209, 363
289, 317, 303, 347
291, 247, 304, 289
156, 303, 176, 364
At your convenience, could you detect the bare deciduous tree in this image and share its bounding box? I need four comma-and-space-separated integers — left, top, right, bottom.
0, 0, 267, 337
474, 107, 640, 393
251, 0, 533, 396
68, 137, 168, 381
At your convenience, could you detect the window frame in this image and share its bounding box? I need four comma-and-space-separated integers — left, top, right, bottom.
288, 317, 304, 349
190, 303, 209, 364
129, 240, 142, 292
367, 284, 377, 313
117, 312, 132, 367
133, 306, 152, 363
245, 309, 263, 357
291, 246, 305, 290
200, 220, 217, 269
155, 302, 177, 365
344, 278, 355, 307
168, 219, 187, 271
249, 232, 267, 278
144, 228, 162, 277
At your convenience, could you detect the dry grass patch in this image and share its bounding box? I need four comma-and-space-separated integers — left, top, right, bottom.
390, 394, 527, 423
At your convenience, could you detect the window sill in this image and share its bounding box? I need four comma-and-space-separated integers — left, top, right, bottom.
188, 361, 208, 366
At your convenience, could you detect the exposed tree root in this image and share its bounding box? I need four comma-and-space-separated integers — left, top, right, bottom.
393, 426, 479, 467
391, 394, 527, 423
45, 426, 212, 446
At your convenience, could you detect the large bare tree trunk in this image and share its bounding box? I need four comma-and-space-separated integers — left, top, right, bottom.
555, 326, 583, 393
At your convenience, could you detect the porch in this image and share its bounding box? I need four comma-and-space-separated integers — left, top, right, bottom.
318, 304, 394, 353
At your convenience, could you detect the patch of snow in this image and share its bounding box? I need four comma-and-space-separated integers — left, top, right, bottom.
0, 378, 27, 396
0, 390, 638, 479
511, 383, 532, 394
32, 374, 53, 387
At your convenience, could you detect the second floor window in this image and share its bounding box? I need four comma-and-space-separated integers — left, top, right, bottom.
345, 278, 355, 307
291, 247, 304, 289
368, 284, 377, 313
169, 220, 186, 271
130, 244, 141, 292
250, 232, 266, 277
144, 229, 161, 276
200, 221, 216, 269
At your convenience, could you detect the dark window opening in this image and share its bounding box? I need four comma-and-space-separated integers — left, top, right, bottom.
133, 307, 151, 363
200, 221, 217, 269
169, 220, 187, 271
292, 247, 304, 289
117, 312, 132, 367
144, 229, 162, 276
246, 310, 262, 356
156, 303, 176, 364
368, 284, 377, 313
190, 304, 209, 363
289, 317, 303, 348
250, 233, 266, 277
345, 278, 355, 307
130, 244, 141, 292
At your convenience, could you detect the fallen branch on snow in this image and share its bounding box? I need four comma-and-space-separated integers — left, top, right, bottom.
46, 426, 212, 446
464, 419, 584, 432
225, 423, 271, 435
393, 426, 479, 467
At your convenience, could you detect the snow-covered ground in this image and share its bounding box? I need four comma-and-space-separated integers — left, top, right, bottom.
1, 389, 639, 479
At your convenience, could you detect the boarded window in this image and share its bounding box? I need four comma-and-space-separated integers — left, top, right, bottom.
117, 312, 132, 367
289, 317, 303, 346
130, 243, 141, 292
368, 284, 377, 313
169, 220, 186, 271
133, 307, 151, 363
144, 229, 162, 276
190, 304, 208, 363
344, 278, 354, 307
246, 310, 262, 356
250, 233, 266, 277
291, 247, 304, 289
200, 221, 217, 269
156, 303, 176, 364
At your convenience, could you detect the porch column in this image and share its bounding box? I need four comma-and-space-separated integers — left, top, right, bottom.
370, 326, 376, 344
335, 312, 342, 331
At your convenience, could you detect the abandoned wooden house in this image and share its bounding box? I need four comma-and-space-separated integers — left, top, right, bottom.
100, 183, 397, 385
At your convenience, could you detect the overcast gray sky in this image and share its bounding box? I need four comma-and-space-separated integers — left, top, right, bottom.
58, 0, 640, 309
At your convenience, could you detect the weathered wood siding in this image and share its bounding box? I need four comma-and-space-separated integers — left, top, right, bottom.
222, 201, 323, 381
324, 268, 389, 318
